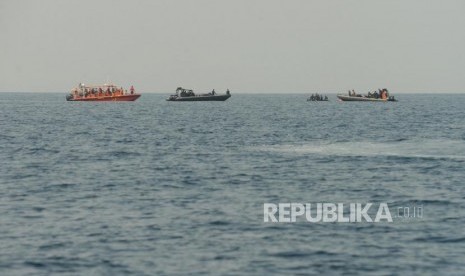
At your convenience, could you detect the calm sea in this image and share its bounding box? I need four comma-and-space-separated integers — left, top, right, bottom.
1, 93, 465, 275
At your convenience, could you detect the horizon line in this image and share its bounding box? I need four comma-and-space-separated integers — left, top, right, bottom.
1, 91, 465, 94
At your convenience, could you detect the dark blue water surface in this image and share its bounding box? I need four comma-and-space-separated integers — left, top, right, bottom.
1, 93, 465, 275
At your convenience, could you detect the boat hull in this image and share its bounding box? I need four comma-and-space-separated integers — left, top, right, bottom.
167, 94, 231, 101
337, 95, 393, 102
67, 94, 141, 101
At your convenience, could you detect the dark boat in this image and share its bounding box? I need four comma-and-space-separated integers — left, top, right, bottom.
167, 87, 231, 101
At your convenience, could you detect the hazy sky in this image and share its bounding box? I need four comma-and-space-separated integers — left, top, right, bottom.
1, 0, 464, 93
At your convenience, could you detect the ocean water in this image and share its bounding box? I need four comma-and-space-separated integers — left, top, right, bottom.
1, 93, 465, 275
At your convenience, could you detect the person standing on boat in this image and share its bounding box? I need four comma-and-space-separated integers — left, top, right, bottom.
382, 89, 388, 99
130, 86, 135, 94
226, 89, 230, 95
212, 89, 215, 95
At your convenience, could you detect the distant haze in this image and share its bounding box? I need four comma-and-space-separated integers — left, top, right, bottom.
1, 0, 464, 93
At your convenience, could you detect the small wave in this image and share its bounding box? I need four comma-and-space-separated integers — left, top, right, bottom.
209, 220, 231, 226
441, 217, 463, 222
38, 242, 68, 250
213, 255, 236, 260
438, 237, 465, 243
413, 236, 465, 243
252, 139, 465, 161
146, 225, 161, 231
32, 207, 45, 212
52, 183, 76, 189
24, 261, 46, 268
405, 199, 454, 206
268, 251, 313, 258
108, 150, 142, 158
268, 250, 337, 259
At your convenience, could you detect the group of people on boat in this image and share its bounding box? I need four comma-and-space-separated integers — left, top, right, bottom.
348, 89, 367, 97
366, 88, 389, 99
177, 87, 195, 97
167, 87, 232, 101
308, 93, 328, 101
348, 88, 395, 100
70, 83, 135, 99
210, 89, 230, 96
175, 87, 230, 98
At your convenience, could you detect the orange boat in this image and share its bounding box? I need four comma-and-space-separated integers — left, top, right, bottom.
66, 83, 141, 101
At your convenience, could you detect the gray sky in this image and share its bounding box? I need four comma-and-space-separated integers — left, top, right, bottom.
1, 0, 464, 93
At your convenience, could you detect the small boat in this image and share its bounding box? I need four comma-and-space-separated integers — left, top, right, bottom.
167, 87, 231, 101
307, 94, 329, 101
336, 95, 397, 102
66, 83, 141, 101
337, 89, 397, 102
